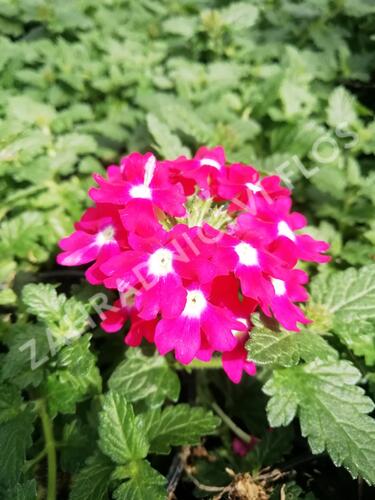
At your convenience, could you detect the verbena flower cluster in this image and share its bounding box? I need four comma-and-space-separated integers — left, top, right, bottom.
57, 147, 329, 383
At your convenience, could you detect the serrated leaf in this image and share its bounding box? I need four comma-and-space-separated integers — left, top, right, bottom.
69, 452, 114, 500
246, 324, 337, 367
0, 384, 23, 423
0, 411, 34, 487
113, 460, 166, 500
22, 284, 90, 340
4, 480, 37, 500
147, 113, 190, 159
221, 3, 259, 30
45, 335, 101, 415
332, 318, 375, 366
310, 265, 375, 321
1, 324, 50, 388
98, 391, 149, 464
327, 86, 357, 127
141, 404, 220, 454
22, 283, 64, 323
264, 360, 375, 484
108, 349, 180, 409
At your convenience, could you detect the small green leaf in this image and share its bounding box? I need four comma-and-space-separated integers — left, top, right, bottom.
0, 411, 34, 487
147, 113, 190, 159
332, 318, 375, 366
22, 283, 64, 323
264, 360, 375, 484
1, 324, 50, 388
0, 384, 23, 423
327, 86, 357, 127
98, 391, 149, 464
310, 265, 375, 321
246, 322, 337, 367
69, 452, 114, 500
45, 335, 101, 415
108, 349, 180, 409
141, 404, 220, 454
113, 460, 166, 500
4, 480, 37, 500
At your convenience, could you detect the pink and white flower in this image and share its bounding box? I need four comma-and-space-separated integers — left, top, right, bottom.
57, 147, 330, 383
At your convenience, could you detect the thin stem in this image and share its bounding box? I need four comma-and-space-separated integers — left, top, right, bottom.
26, 448, 47, 471
38, 400, 57, 500
212, 402, 251, 444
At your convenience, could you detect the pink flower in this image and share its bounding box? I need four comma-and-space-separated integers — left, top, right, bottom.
236, 197, 330, 263
100, 297, 156, 346
218, 163, 289, 212
155, 285, 245, 364
57, 147, 330, 383
89, 152, 186, 235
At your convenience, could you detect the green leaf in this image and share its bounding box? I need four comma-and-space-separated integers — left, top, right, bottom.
264, 360, 375, 483
108, 349, 180, 409
147, 113, 190, 159
113, 460, 166, 500
1, 324, 50, 388
22, 283, 64, 323
332, 318, 375, 366
45, 335, 101, 415
0, 411, 34, 487
310, 265, 375, 321
98, 391, 149, 464
4, 480, 37, 500
141, 404, 220, 454
327, 86, 357, 127
221, 3, 259, 30
0, 384, 23, 423
22, 284, 90, 340
60, 420, 96, 473
69, 452, 114, 500
7, 95, 56, 126
246, 322, 337, 367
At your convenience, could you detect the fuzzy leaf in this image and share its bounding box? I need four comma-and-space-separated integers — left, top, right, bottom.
108, 349, 180, 409
310, 265, 375, 321
327, 86, 357, 127
0, 384, 23, 423
113, 460, 166, 500
98, 391, 149, 464
141, 404, 220, 454
69, 452, 114, 500
264, 360, 375, 483
246, 324, 337, 367
0, 411, 34, 487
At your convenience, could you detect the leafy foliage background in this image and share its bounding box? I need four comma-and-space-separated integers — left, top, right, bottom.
0, 0, 375, 498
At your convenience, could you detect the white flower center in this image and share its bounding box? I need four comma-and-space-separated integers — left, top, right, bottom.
147, 248, 174, 277
235, 242, 259, 267
95, 225, 115, 246
129, 184, 152, 199
277, 221, 296, 241
200, 158, 221, 170
182, 289, 207, 318
246, 182, 262, 193
272, 278, 286, 296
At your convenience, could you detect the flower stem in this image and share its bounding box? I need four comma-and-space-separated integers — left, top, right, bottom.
211, 402, 251, 443
38, 400, 57, 500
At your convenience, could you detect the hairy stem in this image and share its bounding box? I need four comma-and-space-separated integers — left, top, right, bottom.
38, 400, 57, 500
